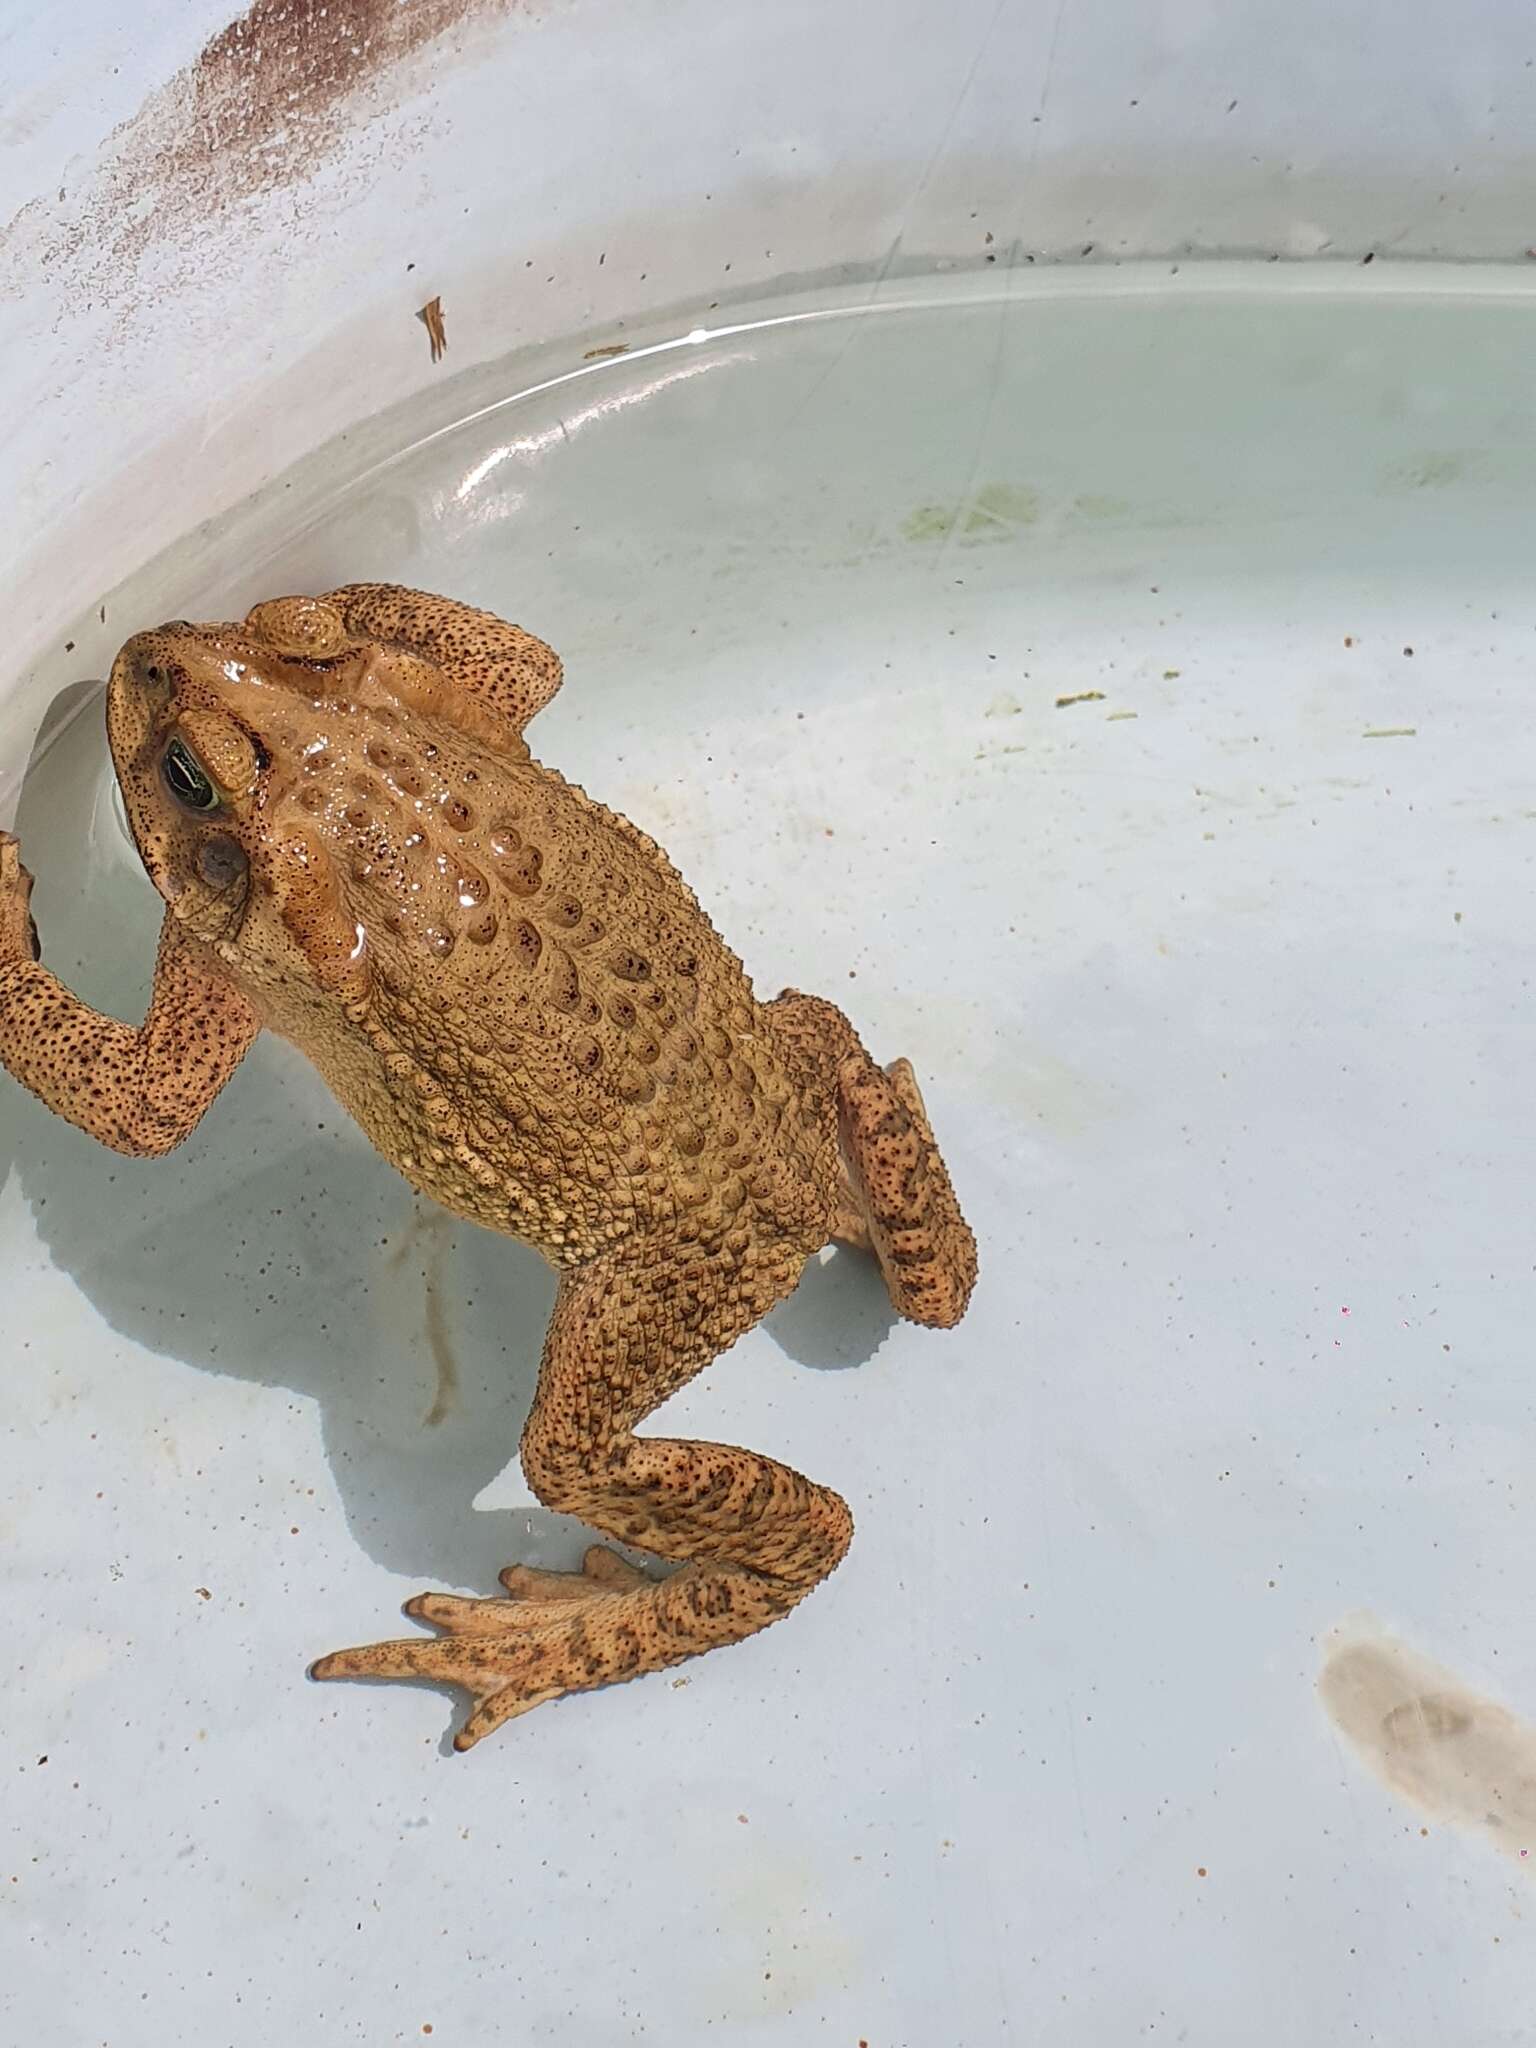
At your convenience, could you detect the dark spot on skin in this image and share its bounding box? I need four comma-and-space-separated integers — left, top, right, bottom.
548, 952, 581, 1011
498, 843, 543, 895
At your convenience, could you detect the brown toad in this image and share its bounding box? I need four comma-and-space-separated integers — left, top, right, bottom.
0, 584, 976, 1748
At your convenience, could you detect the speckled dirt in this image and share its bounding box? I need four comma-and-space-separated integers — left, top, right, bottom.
0, 0, 527, 315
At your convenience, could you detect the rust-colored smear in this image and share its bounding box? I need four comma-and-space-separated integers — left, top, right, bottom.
2, 0, 522, 305
174, 0, 502, 209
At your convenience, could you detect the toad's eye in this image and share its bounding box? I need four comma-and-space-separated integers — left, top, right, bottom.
161, 736, 220, 812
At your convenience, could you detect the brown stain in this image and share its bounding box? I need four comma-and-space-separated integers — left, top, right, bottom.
421, 1262, 459, 1427
2, 0, 525, 311
388, 1200, 461, 1427
1318, 1616, 1536, 1870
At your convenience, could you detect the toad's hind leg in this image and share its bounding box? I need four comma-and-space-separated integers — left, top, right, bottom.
768, 990, 978, 1329
312, 1248, 852, 1749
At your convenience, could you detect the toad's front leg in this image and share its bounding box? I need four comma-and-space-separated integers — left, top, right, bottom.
0, 834, 259, 1155
313, 1244, 853, 1749
321, 582, 564, 736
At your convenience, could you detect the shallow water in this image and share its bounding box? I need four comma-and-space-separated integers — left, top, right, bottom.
5, 268, 1536, 2044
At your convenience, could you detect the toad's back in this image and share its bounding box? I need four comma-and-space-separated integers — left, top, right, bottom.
255, 706, 834, 1264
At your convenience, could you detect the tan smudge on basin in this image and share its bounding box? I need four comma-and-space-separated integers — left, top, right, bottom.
1318, 1616, 1536, 1870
